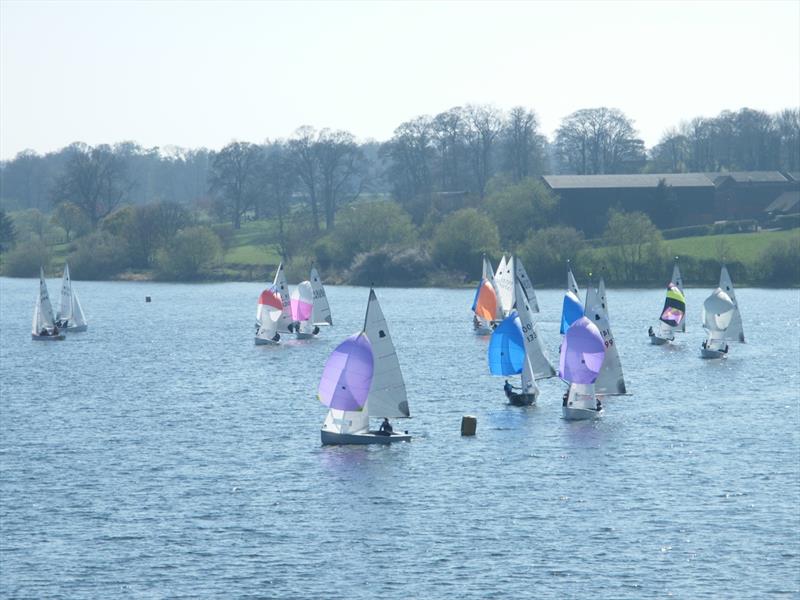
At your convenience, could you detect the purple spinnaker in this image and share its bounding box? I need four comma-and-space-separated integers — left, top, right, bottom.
318, 333, 374, 411
559, 316, 606, 384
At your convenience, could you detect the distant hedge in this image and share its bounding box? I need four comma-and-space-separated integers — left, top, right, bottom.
661, 225, 712, 239
772, 213, 800, 230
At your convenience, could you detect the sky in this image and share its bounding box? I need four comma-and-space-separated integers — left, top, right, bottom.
1, 0, 799, 159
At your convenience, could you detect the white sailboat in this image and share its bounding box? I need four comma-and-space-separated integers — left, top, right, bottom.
515, 257, 539, 313
700, 287, 735, 359
491, 257, 555, 406
309, 266, 333, 327
584, 283, 628, 395
254, 286, 283, 345
318, 289, 411, 445
271, 262, 296, 334
560, 262, 583, 336
32, 268, 65, 341
291, 280, 318, 339
567, 260, 580, 297
560, 315, 606, 420
55, 262, 88, 332
719, 265, 745, 343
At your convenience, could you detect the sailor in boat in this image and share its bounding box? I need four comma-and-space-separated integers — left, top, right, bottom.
503, 380, 514, 400
647, 325, 654, 337
272, 332, 281, 342
313, 326, 320, 335
378, 418, 393, 436
596, 398, 603, 412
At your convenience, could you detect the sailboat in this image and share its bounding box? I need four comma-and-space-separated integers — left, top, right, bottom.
270, 262, 296, 334
560, 316, 606, 420
55, 262, 87, 332
584, 283, 628, 395
32, 268, 65, 341
309, 266, 333, 327
291, 281, 319, 339
472, 255, 501, 335
648, 283, 686, 345
488, 258, 556, 405
254, 287, 283, 345
719, 265, 745, 343
318, 289, 411, 445
700, 287, 734, 359
671, 258, 686, 333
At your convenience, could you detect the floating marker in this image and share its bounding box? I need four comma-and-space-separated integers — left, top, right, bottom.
461, 415, 477, 437
145, 296, 151, 303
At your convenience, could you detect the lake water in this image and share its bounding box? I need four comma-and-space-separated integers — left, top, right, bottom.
1, 277, 799, 599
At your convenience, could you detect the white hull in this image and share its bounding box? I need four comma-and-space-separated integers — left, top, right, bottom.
295, 331, 316, 340
320, 429, 412, 445
32, 333, 65, 341
649, 334, 669, 345
562, 406, 603, 421
700, 347, 727, 359
66, 324, 87, 333
254, 337, 279, 346
473, 324, 493, 336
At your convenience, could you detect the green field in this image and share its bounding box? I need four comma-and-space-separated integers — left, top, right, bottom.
663, 229, 799, 262
223, 220, 282, 266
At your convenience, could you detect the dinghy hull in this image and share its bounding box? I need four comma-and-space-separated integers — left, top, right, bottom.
562, 406, 603, 421
32, 333, 65, 341
507, 392, 536, 406
66, 325, 87, 333
254, 337, 279, 346
649, 334, 669, 345
320, 430, 412, 446
700, 347, 727, 359
295, 332, 316, 340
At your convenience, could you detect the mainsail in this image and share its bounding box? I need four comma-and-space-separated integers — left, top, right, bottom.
494, 255, 514, 316
719, 265, 745, 342
514, 280, 555, 380
32, 268, 57, 335
272, 262, 295, 332
56, 262, 87, 330
584, 285, 627, 395
309, 267, 333, 326
363, 289, 409, 418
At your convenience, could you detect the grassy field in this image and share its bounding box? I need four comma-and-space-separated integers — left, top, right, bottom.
663, 229, 799, 262
222, 220, 282, 266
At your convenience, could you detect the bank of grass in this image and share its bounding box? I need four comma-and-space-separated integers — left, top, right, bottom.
222, 220, 281, 266
663, 229, 799, 262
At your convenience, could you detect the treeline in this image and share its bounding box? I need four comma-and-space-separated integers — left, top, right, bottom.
0, 104, 798, 285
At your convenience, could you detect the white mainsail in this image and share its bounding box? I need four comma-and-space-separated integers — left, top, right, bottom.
567, 262, 580, 298
272, 262, 295, 333
32, 268, 57, 335
514, 280, 556, 380
584, 285, 627, 395
495, 255, 514, 316
672, 259, 685, 332
56, 263, 87, 331
363, 289, 409, 418
514, 257, 539, 313
309, 267, 333, 326
719, 265, 745, 342
598, 276, 608, 319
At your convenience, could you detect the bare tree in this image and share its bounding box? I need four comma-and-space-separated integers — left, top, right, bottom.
315, 129, 363, 230
464, 104, 504, 197
503, 106, 544, 182
209, 141, 263, 229
287, 126, 322, 233
380, 116, 435, 207
431, 107, 467, 190
52, 143, 132, 226
555, 108, 645, 174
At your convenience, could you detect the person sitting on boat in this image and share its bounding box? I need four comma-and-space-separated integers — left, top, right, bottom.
272, 332, 280, 342
40, 327, 49, 337
378, 418, 393, 436
503, 380, 514, 399
562, 391, 569, 407
313, 326, 320, 335
596, 398, 603, 412
648, 326, 654, 337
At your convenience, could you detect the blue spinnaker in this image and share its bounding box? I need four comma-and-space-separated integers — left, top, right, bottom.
560, 290, 583, 335
488, 312, 525, 375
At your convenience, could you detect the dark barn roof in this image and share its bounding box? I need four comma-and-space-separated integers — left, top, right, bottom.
765, 190, 800, 214
708, 171, 789, 184
543, 173, 714, 190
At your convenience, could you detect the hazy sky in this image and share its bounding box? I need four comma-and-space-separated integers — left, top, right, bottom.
1, 0, 798, 159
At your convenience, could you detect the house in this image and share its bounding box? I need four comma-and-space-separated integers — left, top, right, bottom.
708, 171, 795, 221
